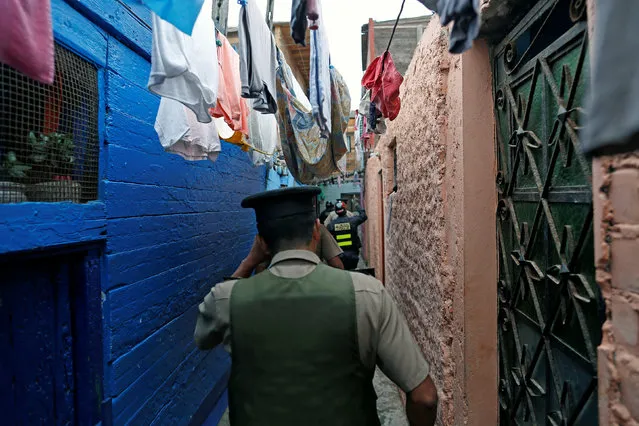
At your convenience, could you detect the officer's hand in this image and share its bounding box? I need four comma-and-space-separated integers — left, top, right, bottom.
246, 235, 271, 267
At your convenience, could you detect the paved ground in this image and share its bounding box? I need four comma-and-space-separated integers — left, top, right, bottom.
216, 369, 407, 426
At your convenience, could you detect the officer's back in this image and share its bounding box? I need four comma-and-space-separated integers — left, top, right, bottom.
194, 187, 438, 426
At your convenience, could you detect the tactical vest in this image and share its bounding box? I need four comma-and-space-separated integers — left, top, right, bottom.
228, 263, 379, 426
329, 216, 361, 252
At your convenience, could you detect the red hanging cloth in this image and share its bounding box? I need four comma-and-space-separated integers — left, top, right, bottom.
361, 51, 403, 121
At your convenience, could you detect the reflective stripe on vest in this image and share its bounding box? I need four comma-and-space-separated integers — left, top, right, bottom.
336, 234, 350, 240
338, 240, 353, 247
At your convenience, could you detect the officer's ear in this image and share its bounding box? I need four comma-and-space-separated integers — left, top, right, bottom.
311, 219, 321, 243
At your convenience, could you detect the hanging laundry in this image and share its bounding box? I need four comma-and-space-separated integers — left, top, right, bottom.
210, 31, 249, 136
238, 0, 279, 114
215, 117, 247, 148
358, 90, 371, 116
247, 101, 279, 166
362, 51, 403, 121
277, 51, 350, 183
141, 0, 205, 36
291, 0, 308, 46
582, 0, 639, 156
0, 0, 54, 84
309, 0, 331, 138
328, 66, 351, 157
148, 0, 218, 123
277, 52, 327, 167
154, 97, 221, 162
354, 114, 364, 163
437, 0, 480, 54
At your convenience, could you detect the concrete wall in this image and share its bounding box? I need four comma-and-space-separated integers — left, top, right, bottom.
0, 1, 265, 424
363, 17, 431, 75
363, 19, 497, 425
320, 182, 362, 205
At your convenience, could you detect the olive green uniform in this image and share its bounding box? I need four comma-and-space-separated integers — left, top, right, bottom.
195, 250, 430, 394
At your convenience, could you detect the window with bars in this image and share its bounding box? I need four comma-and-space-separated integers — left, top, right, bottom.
0, 44, 100, 204
389, 137, 397, 193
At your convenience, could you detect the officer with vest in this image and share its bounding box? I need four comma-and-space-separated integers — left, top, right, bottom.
194, 187, 438, 426
326, 200, 367, 270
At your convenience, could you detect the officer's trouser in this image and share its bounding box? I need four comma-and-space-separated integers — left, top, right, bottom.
339, 251, 360, 270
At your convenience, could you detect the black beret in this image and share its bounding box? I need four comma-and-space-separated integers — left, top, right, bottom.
241, 187, 321, 223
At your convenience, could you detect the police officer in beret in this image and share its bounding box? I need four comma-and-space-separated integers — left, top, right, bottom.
194, 187, 438, 426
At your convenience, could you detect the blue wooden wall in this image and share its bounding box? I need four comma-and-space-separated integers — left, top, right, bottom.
265, 167, 300, 190
0, 0, 266, 424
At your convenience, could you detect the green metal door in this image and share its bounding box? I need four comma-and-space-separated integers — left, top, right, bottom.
493, 0, 605, 424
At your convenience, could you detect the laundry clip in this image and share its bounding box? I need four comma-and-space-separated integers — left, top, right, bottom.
237, 0, 247, 5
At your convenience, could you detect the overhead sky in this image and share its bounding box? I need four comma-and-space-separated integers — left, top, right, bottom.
227, 0, 434, 109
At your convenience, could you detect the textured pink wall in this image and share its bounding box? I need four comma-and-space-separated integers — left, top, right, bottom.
363, 19, 497, 425
586, 1, 639, 423
594, 154, 639, 426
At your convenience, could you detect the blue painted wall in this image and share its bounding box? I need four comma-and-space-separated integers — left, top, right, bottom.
265, 167, 300, 190
0, 0, 266, 424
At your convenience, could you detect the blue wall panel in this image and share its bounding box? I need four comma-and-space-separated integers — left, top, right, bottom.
100, 8, 264, 423
0, 0, 266, 424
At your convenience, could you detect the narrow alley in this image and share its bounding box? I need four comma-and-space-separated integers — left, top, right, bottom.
1, 0, 638, 425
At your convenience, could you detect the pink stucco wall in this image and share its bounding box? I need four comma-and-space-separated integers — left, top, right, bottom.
364, 19, 497, 425
586, 1, 639, 423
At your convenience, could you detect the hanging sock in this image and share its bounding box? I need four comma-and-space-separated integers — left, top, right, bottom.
210, 31, 249, 136
291, 0, 308, 46
438, 0, 480, 54
141, 0, 205, 36
155, 97, 221, 162
0, 0, 54, 84
238, 0, 279, 114
148, 0, 218, 123
362, 52, 403, 121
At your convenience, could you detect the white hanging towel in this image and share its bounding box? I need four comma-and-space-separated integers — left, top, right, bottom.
148, 0, 218, 123
155, 97, 221, 162
247, 101, 279, 166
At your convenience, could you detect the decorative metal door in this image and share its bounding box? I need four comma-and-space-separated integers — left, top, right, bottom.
493, 0, 604, 424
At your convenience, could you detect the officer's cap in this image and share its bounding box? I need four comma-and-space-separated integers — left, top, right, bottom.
241, 186, 321, 223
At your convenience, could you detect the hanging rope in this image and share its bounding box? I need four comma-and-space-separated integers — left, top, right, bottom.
386, 0, 408, 52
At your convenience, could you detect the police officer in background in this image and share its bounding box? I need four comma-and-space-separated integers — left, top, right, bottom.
326, 200, 367, 270
318, 200, 334, 224
194, 187, 438, 426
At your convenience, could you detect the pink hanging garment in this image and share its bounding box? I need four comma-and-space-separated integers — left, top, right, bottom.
210, 32, 249, 136
0, 0, 54, 84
